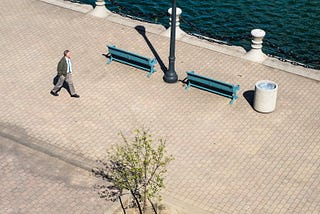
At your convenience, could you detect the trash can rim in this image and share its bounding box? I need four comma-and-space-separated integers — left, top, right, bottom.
255, 80, 278, 91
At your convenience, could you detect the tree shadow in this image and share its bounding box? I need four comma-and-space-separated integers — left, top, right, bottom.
135, 25, 167, 73
243, 90, 255, 108
92, 161, 132, 213
52, 75, 72, 95
93, 161, 161, 214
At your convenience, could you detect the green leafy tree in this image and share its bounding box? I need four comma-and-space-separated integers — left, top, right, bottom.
94, 128, 174, 213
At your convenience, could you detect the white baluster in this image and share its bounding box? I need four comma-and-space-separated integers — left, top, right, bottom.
162, 7, 186, 39
90, 0, 111, 18
244, 29, 267, 62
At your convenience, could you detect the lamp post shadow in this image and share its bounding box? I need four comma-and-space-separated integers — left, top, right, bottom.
135, 25, 168, 73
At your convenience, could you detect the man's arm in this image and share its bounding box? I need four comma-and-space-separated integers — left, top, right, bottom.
57, 58, 67, 76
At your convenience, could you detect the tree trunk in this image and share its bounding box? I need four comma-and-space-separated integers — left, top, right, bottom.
131, 190, 143, 214
148, 198, 158, 214
119, 196, 126, 214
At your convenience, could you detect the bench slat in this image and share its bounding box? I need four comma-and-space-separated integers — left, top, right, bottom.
109, 50, 150, 65
189, 83, 233, 99
187, 72, 234, 92
112, 58, 150, 72
110, 54, 150, 69
188, 75, 233, 93
108, 46, 149, 60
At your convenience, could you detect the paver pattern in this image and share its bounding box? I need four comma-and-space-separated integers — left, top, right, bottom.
0, 136, 113, 214
0, 0, 320, 213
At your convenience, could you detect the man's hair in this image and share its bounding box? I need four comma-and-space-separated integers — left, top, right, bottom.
63, 50, 70, 56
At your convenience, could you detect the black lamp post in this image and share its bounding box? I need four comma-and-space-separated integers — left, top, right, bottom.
163, 0, 178, 83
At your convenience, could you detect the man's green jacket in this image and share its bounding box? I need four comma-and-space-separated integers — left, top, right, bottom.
57, 57, 67, 76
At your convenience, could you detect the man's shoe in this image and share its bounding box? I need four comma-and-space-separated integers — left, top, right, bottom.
50, 91, 59, 96
71, 94, 80, 98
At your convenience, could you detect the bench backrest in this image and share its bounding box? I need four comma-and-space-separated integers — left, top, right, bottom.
108, 45, 155, 67
186, 71, 240, 98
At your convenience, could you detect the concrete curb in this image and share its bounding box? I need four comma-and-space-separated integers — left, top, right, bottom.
40, 0, 92, 13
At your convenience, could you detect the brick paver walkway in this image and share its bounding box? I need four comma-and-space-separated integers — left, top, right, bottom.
1, 0, 319, 213
0, 135, 112, 214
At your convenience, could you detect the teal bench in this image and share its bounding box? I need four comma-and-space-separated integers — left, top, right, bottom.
185, 71, 240, 104
107, 45, 157, 78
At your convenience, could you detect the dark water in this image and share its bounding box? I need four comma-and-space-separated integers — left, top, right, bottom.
78, 0, 320, 69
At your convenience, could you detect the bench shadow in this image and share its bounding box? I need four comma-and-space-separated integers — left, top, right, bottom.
102, 53, 110, 60
179, 76, 188, 86
243, 90, 255, 108
52, 75, 71, 95
92, 162, 128, 214
135, 25, 167, 73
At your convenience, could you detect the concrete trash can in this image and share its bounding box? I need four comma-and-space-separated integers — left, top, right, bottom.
253, 80, 278, 113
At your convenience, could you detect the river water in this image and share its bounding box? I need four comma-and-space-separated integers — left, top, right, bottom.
78, 0, 320, 69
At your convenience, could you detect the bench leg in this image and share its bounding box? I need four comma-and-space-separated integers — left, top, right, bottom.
147, 68, 154, 78
229, 98, 235, 105
185, 81, 191, 90
106, 57, 113, 65
229, 95, 238, 105
147, 66, 156, 78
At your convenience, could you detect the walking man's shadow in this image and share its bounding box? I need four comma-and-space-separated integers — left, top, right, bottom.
135, 25, 167, 73
52, 75, 71, 95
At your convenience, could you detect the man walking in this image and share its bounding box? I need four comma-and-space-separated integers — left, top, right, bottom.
50, 50, 80, 98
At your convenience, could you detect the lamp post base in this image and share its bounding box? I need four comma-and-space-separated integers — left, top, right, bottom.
163, 71, 178, 83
